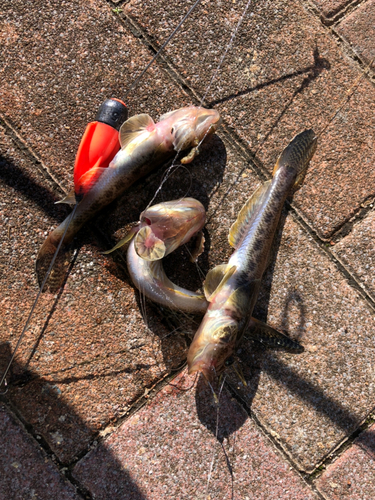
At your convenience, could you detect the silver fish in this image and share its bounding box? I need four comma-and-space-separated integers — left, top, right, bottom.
125, 198, 208, 314
36, 106, 221, 290
187, 130, 318, 380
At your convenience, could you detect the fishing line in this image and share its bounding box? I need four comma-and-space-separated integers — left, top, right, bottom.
146, 0, 253, 209
123, 0, 203, 101
316, 57, 374, 140
206, 373, 227, 496
0, 203, 78, 392
1, 0, 206, 389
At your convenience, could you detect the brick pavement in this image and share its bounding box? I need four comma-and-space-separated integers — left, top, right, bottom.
1, 0, 374, 498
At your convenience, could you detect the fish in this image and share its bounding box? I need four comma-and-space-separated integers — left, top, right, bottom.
35, 106, 221, 290
124, 198, 209, 314
187, 129, 318, 380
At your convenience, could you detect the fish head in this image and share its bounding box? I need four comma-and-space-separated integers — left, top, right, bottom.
158, 106, 221, 158
134, 198, 206, 261
187, 315, 238, 381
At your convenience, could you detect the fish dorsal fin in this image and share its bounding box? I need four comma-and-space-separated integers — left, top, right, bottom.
134, 226, 166, 261
203, 264, 236, 301
119, 114, 155, 149
102, 226, 139, 255
228, 180, 272, 248
55, 189, 76, 205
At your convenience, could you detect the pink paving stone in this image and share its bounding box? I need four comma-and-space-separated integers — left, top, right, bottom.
310, 0, 353, 22
124, 0, 375, 239
332, 209, 375, 301
337, 0, 375, 70
315, 423, 375, 499
73, 370, 319, 500
0, 404, 79, 500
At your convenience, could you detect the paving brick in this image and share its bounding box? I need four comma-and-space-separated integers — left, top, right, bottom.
220, 215, 375, 473
310, 0, 353, 22
0, 0, 193, 191
337, 0, 375, 70
0, 123, 188, 464
0, 119, 251, 464
0, 403, 79, 500
332, 209, 375, 301
315, 423, 375, 499
125, 0, 375, 239
73, 370, 318, 500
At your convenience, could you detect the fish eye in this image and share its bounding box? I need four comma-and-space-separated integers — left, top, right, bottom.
171, 127, 174, 134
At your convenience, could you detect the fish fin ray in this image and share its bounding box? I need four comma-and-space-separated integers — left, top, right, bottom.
102, 226, 139, 254
246, 317, 304, 352
55, 189, 76, 205
228, 180, 272, 248
204, 264, 236, 301
119, 114, 155, 149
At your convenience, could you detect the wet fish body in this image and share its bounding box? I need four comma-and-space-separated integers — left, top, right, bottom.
187, 130, 318, 379
125, 198, 209, 314
36, 106, 221, 289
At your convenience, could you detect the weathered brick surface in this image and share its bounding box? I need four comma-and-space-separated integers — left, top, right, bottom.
310, 0, 353, 22
315, 423, 375, 499
332, 209, 375, 301
125, 0, 375, 239
0, 404, 79, 500
73, 370, 319, 500
223, 215, 375, 472
337, 0, 375, 70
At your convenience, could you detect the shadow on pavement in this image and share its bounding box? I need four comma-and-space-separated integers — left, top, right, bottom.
0, 342, 147, 500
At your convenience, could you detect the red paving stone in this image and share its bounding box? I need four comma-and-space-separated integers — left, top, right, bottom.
124, 0, 375, 239
73, 370, 319, 500
1, 0, 375, 496
315, 423, 375, 499
337, 0, 375, 70
332, 209, 375, 301
0, 403, 79, 500
310, 0, 353, 22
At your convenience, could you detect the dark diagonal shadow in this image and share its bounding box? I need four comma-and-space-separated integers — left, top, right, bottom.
0, 154, 65, 220
207, 45, 330, 108
0, 342, 147, 500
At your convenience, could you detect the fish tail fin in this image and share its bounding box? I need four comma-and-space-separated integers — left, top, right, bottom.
35, 230, 71, 292
272, 129, 318, 190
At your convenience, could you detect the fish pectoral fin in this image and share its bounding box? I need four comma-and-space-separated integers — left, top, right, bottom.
55, 189, 76, 205
180, 146, 199, 164
228, 180, 272, 248
119, 114, 155, 149
102, 226, 139, 254
134, 226, 166, 261
203, 264, 236, 301
246, 317, 304, 353
190, 231, 205, 263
